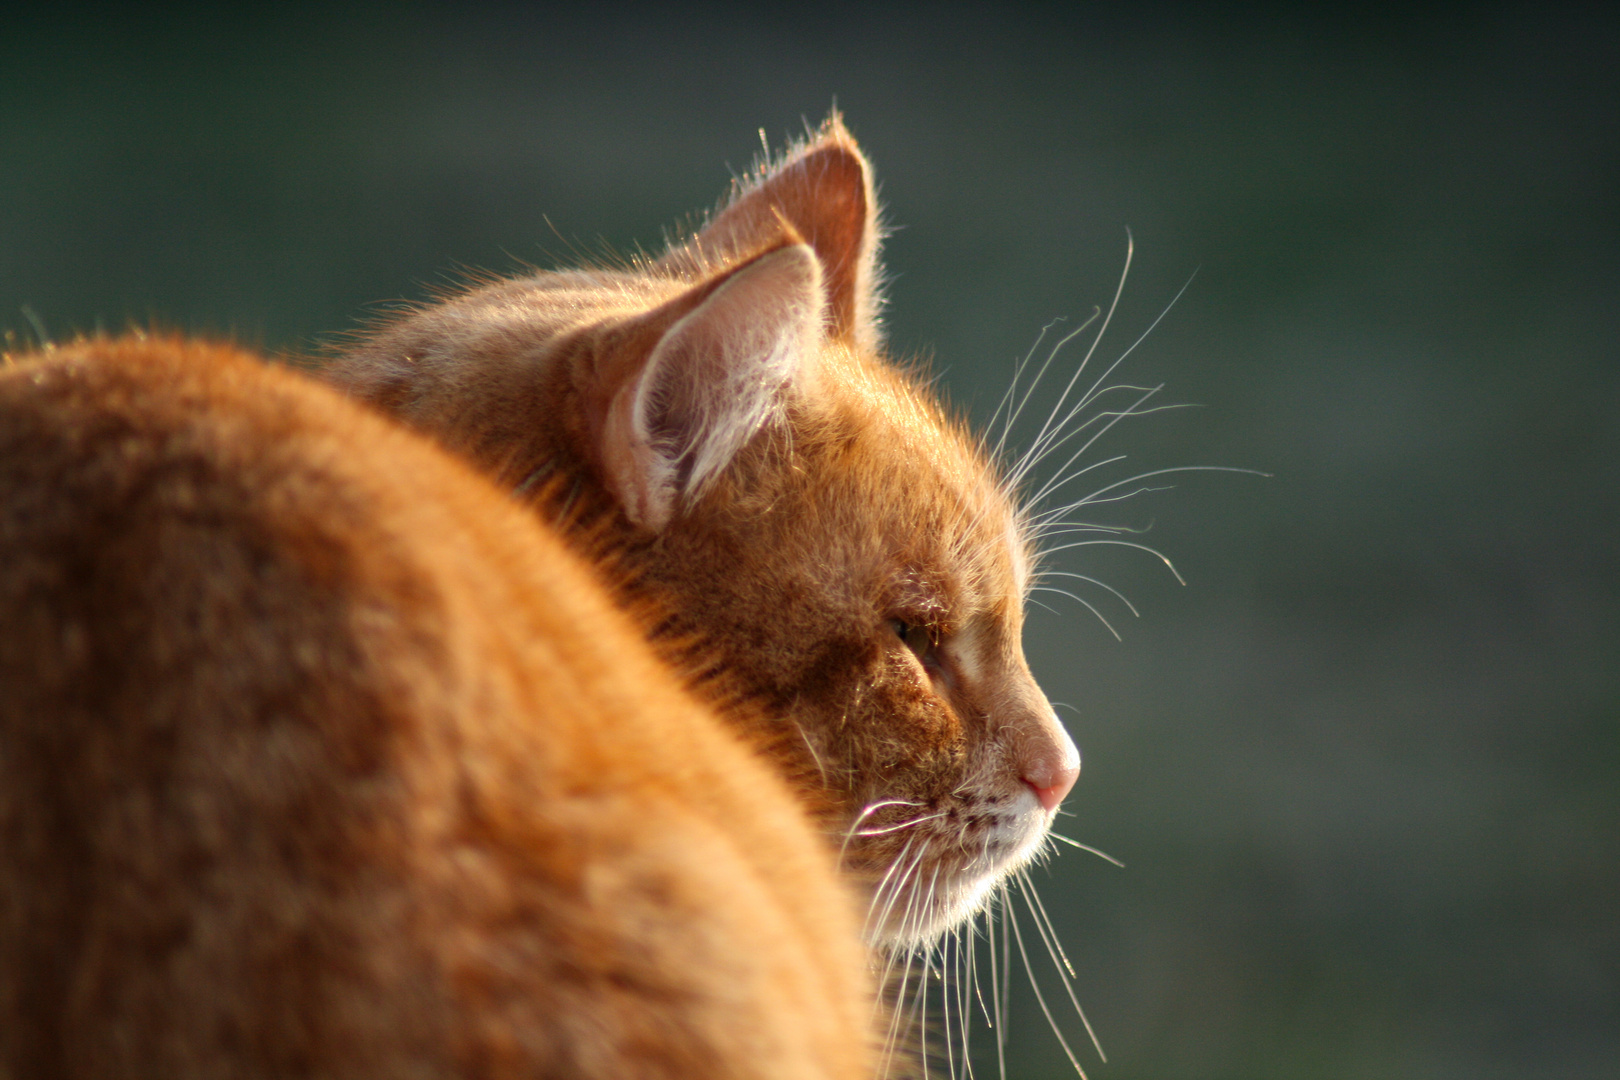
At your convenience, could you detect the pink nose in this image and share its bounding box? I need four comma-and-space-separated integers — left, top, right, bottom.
1023, 752, 1080, 813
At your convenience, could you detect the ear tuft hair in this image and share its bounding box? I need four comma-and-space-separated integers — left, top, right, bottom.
602, 243, 823, 530
663, 113, 884, 354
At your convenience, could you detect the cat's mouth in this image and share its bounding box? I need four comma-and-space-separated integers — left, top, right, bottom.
856, 784, 1052, 947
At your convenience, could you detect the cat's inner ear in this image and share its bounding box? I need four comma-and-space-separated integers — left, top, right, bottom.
664, 116, 881, 353
600, 242, 823, 531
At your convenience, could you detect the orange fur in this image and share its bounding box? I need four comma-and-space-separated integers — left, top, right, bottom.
325, 115, 1080, 946
0, 335, 872, 1078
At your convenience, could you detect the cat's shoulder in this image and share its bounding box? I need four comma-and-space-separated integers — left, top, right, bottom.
0, 333, 871, 1079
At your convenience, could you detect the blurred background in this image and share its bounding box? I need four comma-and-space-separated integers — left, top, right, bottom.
4, 4, 1615, 1077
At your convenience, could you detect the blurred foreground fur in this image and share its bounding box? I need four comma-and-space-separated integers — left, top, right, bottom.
0, 335, 872, 1079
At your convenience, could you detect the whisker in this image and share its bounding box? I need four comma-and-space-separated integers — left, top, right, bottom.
991, 314, 1099, 465
978, 901, 1008, 1080
879, 948, 914, 1058
998, 885, 1012, 1080
884, 866, 941, 1075
1061, 464, 1270, 512
791, 716, 829, 789
1017, 233, 1134, 482
1035, 538, 1187, 586
855, 811, 948, 837
1030, 503, 1143, 529
1032, 263, 1197, 480
1031, 586, 1122, 641
1016, 870, 1076, 980
939, 929, 957, 1080
1023, 386, 1165, 503
974, 904, 997, 1029
987, 321, 1049, 460
849, 799, 926, 832
1006, 894, 1089, 1080
953, 926, 976, 1080
1017, 871, 1105, 1062
841, 799, 924, 863
875, 845, 930, 959
919, 938, 932, 1079
882, 944, 921, 1076
1027, 522, 1136, 541
1003, 315, 1101, 475
864, 837, 921, 946
914, 864, 941, 951
1023, 451, 1130, 510
1031, 571, 1142, 618
1046, 833, 1126, 867
1057, 482, 1178, 508
1005, 385, 1182, 492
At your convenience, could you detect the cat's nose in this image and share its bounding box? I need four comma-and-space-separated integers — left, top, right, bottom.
1022, 721, 1080, 812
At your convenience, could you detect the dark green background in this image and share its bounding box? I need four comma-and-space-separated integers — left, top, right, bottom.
5, 5, 1615, 1078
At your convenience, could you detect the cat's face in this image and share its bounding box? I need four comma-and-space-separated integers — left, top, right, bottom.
643, 345, 1079, 946
327, 116, 1078, 946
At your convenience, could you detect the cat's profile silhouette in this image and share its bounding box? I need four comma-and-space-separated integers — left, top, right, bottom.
327, 115, 1080, 947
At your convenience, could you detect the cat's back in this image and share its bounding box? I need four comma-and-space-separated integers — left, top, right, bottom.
0, 335, 870, 1079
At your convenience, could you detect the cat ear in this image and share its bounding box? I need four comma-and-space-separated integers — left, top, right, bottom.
600, 241, 823, 531
663, 113, 882, 354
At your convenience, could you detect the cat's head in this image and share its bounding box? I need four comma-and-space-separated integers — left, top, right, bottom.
330, 115, 1079, 946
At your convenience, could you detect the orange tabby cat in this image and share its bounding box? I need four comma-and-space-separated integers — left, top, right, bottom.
325, 115, 1081, 949
0, 335, 872, 1078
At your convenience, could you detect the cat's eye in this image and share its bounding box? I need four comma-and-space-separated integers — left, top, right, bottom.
889, 618, 936, 664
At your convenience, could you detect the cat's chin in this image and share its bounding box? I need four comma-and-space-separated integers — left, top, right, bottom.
867, 785, 1053, 949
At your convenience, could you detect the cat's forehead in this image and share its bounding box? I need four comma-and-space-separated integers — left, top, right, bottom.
406, 269, 677, 357
506, 268, 686, 321
820, 355, 1028, 612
